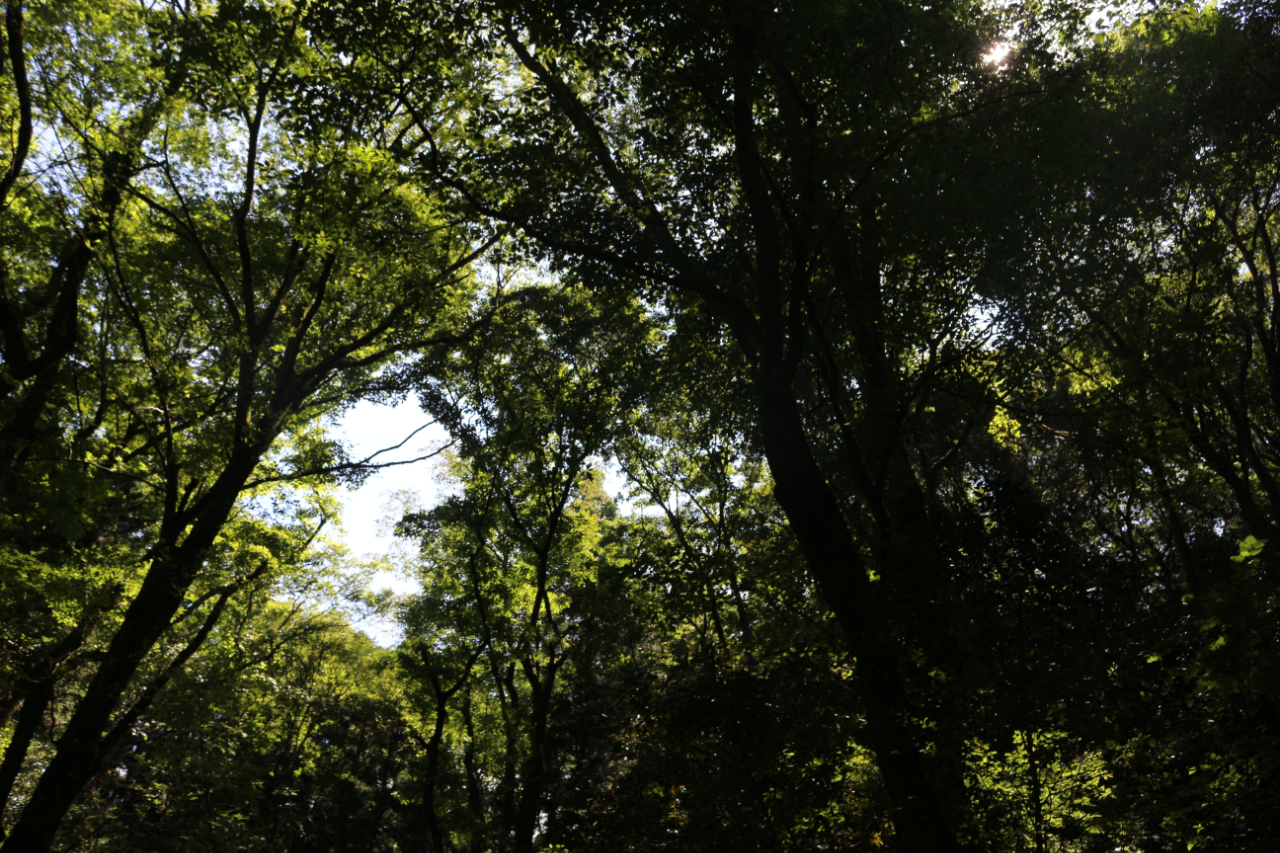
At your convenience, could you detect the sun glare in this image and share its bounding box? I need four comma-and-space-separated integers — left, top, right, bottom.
983, 41, 1012, 68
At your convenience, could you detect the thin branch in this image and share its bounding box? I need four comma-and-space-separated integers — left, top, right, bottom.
0, 0, 33, 207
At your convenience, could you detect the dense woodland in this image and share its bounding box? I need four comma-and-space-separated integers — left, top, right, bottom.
1, 0, 1279, 850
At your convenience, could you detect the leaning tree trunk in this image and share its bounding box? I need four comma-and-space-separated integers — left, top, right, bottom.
753, 354, 964, 853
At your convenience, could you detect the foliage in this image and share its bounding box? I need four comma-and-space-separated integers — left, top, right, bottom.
2, 1, 1280, 852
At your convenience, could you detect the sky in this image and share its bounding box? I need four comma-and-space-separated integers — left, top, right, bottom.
330, 394, 449, 642
328, 392, 635, 644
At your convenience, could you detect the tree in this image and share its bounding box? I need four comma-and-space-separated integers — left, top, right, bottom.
380, 0, 1100, 846
373, 0, 1280, 847
986, 7, 1280, 847
56, 575, 414, 853
0, 2, 490, 848
4, 1, 1280, 850
395, 283, 652, 852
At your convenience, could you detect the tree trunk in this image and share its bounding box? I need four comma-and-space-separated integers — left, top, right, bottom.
754, 357, 964, 853
0, 458, 254, 853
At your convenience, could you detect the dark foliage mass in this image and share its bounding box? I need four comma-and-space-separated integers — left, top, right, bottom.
2, 1, 1279, 851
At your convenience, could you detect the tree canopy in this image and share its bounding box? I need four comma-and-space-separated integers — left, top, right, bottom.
2, 1, 1279, 851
